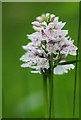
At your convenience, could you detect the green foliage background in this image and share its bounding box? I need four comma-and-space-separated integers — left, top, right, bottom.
2, 2, 79, 118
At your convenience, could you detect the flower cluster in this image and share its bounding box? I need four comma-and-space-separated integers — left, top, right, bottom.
20, 13, 77, 74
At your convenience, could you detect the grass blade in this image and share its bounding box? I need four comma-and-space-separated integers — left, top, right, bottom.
73, 2, 80, 118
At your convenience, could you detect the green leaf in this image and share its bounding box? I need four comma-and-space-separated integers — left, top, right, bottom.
42, 46, 48, 54
54, 60, 81, 67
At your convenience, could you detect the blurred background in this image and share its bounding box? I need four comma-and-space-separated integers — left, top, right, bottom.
2, 2, 79, 118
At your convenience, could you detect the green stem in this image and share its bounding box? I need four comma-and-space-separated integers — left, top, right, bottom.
49, 68, 54, 118
48, 58, 54, 118
42, 73, 49, 118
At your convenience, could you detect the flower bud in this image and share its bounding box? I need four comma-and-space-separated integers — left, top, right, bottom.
32, 21, 40, 27
50, 14, 55, 22
46, 13, 50, 18
41, 14, 46, 21
36, 16, 42, 22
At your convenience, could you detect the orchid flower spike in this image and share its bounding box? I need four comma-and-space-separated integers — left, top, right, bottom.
20, 13, 78, 75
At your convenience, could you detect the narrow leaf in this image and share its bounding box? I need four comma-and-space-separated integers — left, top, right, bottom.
54, 60, 81, 67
